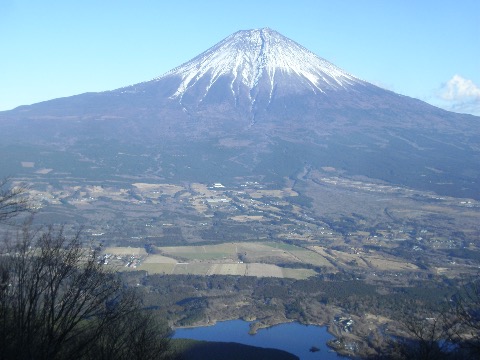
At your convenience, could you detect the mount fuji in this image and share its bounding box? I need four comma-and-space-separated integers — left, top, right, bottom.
1, 28, 479, 199
155, 28, 363, 115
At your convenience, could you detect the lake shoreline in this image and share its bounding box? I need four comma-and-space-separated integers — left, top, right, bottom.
173, 318, 347, 360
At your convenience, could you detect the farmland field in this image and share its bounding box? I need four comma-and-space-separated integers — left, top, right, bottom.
104, 242, 320, 279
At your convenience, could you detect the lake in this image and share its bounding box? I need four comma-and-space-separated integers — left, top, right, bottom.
173, 319, 345, 359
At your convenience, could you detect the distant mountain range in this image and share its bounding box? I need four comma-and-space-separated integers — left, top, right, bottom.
1, 28, 479, 199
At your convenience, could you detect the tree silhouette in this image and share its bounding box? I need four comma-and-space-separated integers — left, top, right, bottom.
0, 178, 29, 222
0, 226, 173, 360
449, 278, 480, 357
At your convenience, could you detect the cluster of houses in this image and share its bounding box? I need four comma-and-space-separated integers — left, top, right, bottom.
334, 316, 354, 333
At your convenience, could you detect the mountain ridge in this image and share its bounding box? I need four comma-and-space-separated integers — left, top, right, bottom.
0, 28, 479, 200
3, 27, 476, 129
155, 28, 364, 103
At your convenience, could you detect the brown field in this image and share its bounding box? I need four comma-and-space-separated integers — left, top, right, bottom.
310, 246, 349, 267
290, 249, 334, 267
277, 232, 314, 241
246, 263, 283, 277
362, 256, 419, 271
190, 197, 209, 214
103, 235, 420, 280
248, 188, 298, 199
138, 263, 176, 274
104, 247, 147, 256
80, 185, 130, 201
132, 183, 184, 196
190, 183, 216, 197
281, 267, 317, 279
172, 263, 195, 275
160, 243, 236, 256
143, 254, 177, 264
230, 215, 264, 222
175, 263, 212, 275
310, 246, 418, 271
329, 250, 371, 268
112, 242, 318, 279
207, 263, 247, 276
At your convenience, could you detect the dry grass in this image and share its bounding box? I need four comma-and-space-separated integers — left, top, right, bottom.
290, 250, 334, 267
281, 267, 317, 279
246, 263, 285, 278
362, 256, 418, 271
248, 188, 298, 199
138, 263, 176, 274
104, 247, 147, 256
143, 254, 177, 263
230, 215, 264, 222
190, 198, 209, 214
132, 183, 184, 196
106, 241, 319, 279
191, 183, 216, 197
207, 263, 247, 276
310, 246, 417, 271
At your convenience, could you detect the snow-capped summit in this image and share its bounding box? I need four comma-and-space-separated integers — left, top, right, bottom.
2, 28, 479, 201
155, 28, 365, 107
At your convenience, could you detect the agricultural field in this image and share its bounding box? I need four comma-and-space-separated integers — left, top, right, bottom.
101, 239, 423, 280
132, 183, 184, 196
102, 242, 320, 279
4, 157, 480, 360
10, 167, 480, 283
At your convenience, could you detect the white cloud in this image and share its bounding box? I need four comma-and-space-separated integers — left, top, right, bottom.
440, 74, 480, 101
435, 75, 480, 116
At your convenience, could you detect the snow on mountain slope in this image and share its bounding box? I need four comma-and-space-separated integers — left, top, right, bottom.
155, 28, 365, 104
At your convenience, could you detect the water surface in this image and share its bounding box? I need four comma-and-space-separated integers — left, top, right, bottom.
173, 319, 345, 359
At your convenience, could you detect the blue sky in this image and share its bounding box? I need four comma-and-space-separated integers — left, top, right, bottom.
1, 0, 479, 115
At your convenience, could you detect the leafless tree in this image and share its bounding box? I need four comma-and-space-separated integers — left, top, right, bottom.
398, 314, 453, 360
0, 226, 172, 360
368, 306, 454, 360
371, 286, 480, 360
449, 278, 480, 357
0, 178, 29, 223
90, 304, 174, 360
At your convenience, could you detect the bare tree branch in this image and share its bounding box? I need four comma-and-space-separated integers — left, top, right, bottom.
0, 226, 172, 360
0, 178, 29, 222
449, 278, 480, 357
